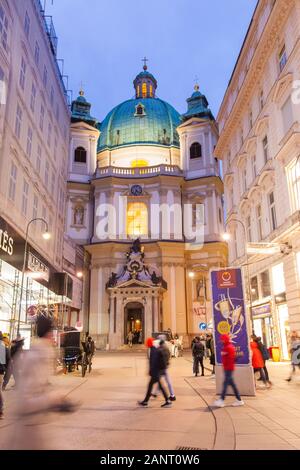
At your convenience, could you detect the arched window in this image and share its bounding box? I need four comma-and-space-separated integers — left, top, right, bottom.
74, 146, 87, 163
127, 202, 148, 237
142, 82, 147, 98
190, 142, 202, 159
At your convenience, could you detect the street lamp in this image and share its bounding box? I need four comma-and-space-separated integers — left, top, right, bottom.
16, 218, 50, 336
222, 218, 254, 331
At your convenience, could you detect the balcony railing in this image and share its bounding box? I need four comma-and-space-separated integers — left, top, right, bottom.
96, 164, 183, 178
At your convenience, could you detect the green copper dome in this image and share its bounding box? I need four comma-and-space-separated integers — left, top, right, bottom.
98, 97, 181, 151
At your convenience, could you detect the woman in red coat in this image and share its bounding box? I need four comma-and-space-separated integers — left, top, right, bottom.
250, 338, 268, 387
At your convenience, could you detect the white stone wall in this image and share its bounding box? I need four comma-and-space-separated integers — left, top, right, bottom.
0, 0, 70, 270
216, 0, 300, 336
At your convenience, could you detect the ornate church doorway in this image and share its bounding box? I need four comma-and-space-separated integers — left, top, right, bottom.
124, 302, 144, 345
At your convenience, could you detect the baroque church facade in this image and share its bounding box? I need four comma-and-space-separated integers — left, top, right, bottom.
66, 64, 227, 349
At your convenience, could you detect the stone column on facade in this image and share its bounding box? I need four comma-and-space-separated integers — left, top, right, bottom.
170, 264, 177, 333
153, 294, 159, 332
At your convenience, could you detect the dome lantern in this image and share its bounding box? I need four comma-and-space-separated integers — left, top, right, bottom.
133, 58, 157, 99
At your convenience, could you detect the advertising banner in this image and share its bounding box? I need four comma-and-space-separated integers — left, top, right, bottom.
211, 268, 250, 366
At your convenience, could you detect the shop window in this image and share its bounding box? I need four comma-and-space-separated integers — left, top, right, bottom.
261, 270, 271, 298
250, 276, 259, 302
190, 142, 202, 159
127, 202, 148, 237
74, 146, 87, 163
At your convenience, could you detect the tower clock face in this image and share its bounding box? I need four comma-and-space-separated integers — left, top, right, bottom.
131, 185, 143, 196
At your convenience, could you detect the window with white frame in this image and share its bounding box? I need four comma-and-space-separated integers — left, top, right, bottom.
51, 172, 55, 195
268, 191, 277, 231
30, 83, 36, 113
19, 57, 26, 90
42, 205, 46, 222
39, 104, 44, 131
272, 263, 286, 295
249, 110, 253, 129
26, 126, 33, 158
21, 179, 29, 216
33, 194, 38, 220
15, 104, 22, 139
47, 123, 52, 147
24, 11, 30, 38
34, 41, 39, 65
256, 204, 263, 241
0, 5, 9, 52
252, 154, 257, 179
43, 66, 47, 88
259, 89, 264, 111
281, 96, 293, 135
36, 144, 41, 174
8, 163, 17, 201
44, 161, 49, 188
263, 135, 269, 164
50, 86, 54, 106
287, 159, 300, 212
246, 215, 252, 242
279, 44, 287, 73
242, 166, 247, 193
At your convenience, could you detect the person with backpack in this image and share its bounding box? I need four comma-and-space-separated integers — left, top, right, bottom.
192, 337, 205, 377
213, 334, 244, 407
255, 336, 272, 386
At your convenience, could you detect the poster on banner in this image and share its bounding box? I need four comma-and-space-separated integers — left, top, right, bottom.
192, 302, 206, 332
210, 268, 250, 366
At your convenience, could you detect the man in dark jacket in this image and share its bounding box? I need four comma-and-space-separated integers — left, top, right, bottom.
138, 338, 171, 407
192, 337, 205, 376
0, 332, 11, 418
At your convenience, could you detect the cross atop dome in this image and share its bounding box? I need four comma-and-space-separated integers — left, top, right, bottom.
194, 75, 200, 92
142, 56, 149, 71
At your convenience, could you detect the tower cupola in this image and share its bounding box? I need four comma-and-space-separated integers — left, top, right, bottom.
133, 58, 157, 99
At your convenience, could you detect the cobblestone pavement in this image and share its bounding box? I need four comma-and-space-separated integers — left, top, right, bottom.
0, 350, 299, 450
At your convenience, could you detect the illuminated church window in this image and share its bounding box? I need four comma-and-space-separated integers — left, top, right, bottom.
131, 159, 148, 168
127, 202, 148, 236
142, 82, 147, 98
149, 85, 153, 97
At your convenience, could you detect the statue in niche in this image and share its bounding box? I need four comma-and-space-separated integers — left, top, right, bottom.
74, 206, 84, 225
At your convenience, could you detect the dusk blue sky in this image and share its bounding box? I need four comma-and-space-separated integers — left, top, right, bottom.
47, 0, 258, 120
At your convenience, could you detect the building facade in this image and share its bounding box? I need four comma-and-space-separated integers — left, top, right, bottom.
66, 65, 227, 349
215, 0, 300, 360
0, 0, 74, 342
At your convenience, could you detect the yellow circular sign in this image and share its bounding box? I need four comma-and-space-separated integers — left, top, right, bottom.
217, 321, 230, 335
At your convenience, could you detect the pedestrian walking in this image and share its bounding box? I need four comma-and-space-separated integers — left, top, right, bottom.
152, 339, 176, 401
0, 332, 11, 419
250, 336, 269, 388
213, 334, 244, 407
255, 336, 272, 386
286, 331, 300, 382
207, 333, 216, 376
8, 315, 78, 449
138, 337, 171, 408
127, 331, 134, 348
2, 334, 24, 390
192, 337, 205, 377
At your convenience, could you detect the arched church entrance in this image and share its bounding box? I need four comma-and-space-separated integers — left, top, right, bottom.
124, 302, 144, 345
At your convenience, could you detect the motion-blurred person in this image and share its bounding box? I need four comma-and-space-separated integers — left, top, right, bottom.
0, 332, 10, 419
286, 331, 300, 382
250, 335, 269, 389
138, 337, 171, 408
8, 316, 78, 449
255, 336, 272, 386
192, 337, 205, 377
152, 339, 176, 401
127, 331, 134, 348
2, 334, 24, 390
213, 334, 244, 407
207, 333, 216, 376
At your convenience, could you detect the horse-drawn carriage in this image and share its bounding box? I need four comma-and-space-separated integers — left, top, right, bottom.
59, 330, 93, 377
